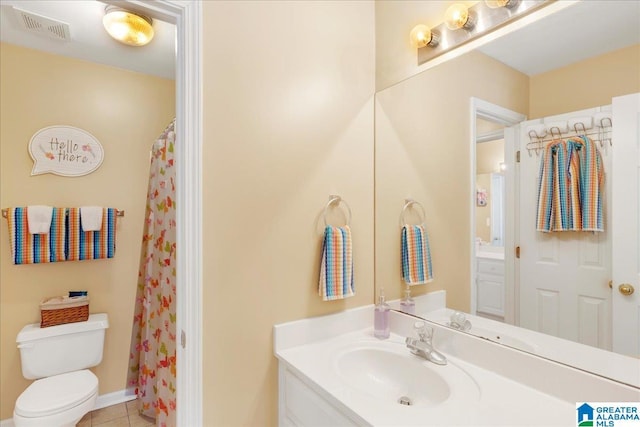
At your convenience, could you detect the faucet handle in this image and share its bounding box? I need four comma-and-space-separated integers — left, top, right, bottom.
413, 321, 433, 342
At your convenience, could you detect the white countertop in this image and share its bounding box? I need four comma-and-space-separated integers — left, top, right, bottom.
476, 251, 505, 260
277, 328, 574, 426
274, 296, 639, 426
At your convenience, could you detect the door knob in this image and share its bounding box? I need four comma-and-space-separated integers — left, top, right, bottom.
618, 284, 635, 296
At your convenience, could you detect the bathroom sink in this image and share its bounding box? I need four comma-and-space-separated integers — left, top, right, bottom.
333, 343, 480, 407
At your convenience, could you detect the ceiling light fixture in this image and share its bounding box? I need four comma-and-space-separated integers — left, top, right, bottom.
103, 6, 154, 47
444, 4, 476, 31
412, 0, 548, 65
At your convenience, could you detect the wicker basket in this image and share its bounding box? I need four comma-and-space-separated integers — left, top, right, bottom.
40, 296, 89, 328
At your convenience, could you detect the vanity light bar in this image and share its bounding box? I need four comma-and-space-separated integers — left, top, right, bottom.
417, 0, 549, 65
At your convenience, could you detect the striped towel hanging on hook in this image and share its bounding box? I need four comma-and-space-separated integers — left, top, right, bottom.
575, 135, 604, 232
536, 136, 604, 232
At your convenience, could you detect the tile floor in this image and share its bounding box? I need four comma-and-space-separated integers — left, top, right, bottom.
77, 399, 154, 427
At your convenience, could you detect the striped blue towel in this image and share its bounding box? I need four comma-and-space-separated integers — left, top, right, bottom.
6, 207, 66, 264
318, 226, 354, 301
401, 224, 433, 285
575, 135, 604, 231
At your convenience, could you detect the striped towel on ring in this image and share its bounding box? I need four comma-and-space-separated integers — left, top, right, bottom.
401, 224, 433, 285
318, 225, 354, 301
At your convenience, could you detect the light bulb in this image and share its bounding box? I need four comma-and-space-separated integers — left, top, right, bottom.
444, 4, 476, 31
103, 6, 154, 47
409, 24, 439, 48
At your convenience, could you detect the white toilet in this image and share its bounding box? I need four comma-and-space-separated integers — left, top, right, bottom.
13, 313, 109, 427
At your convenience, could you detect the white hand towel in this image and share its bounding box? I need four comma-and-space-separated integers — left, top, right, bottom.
80, 206, 103, 231
27, 205, 53, 234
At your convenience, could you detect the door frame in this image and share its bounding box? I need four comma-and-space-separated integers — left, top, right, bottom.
469, 98, 526, 323
104, 1, 203, 425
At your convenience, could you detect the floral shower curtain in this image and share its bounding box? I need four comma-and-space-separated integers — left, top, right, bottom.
128, 119, 177, 427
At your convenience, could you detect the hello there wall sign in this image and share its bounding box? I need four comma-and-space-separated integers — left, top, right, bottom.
28, 126, 104, 177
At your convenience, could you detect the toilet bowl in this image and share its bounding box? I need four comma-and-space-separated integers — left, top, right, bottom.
14, 314, 109, 427
13, 370, 98, 427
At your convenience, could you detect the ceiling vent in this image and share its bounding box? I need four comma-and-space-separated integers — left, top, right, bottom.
11, 6, 71, 41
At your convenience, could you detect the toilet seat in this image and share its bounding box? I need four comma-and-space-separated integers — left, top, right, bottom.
14, 370, 98, 418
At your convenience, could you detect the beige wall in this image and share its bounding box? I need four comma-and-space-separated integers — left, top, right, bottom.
0, 43, 175, 420
375, 1, 478, 91
476, 139, 504, 175
202, 1, 375, 426
475, 139, 504, 244
475, 174, 491, 243
530, 44, 640, 118
375, 51, 528, 311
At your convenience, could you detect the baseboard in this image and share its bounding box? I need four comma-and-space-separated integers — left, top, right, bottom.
0, 387, 136, 426
94, 387, 137, 410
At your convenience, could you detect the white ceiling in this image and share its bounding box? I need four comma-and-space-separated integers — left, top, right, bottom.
478, 0, 640, 76
0, 1, 638, 80
0, 0, 176, 79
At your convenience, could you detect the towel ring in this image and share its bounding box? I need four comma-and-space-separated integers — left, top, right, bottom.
323, 195, 351, 227
400, 199, 426, 226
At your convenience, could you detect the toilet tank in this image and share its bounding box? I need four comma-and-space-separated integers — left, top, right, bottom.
16, 313, 109, 380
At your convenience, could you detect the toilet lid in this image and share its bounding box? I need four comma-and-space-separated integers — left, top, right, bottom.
15, 370, 98, 418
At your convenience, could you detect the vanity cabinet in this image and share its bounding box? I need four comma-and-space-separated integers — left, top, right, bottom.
279, 363, 360, 426
476, 256, 505, 318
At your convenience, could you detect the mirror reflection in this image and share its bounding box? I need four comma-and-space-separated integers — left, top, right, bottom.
475, 120, 505, 249
375, 0, 640, 386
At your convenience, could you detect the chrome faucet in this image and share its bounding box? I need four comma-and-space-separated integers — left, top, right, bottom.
448, 311, 471, 332
405, 321, 447, 365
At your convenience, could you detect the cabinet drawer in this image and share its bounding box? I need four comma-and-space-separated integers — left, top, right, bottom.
477, 260, 504, 276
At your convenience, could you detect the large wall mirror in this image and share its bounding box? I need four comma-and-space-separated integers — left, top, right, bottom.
374, 0, 640, 386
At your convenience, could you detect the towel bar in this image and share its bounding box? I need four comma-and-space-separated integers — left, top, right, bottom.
2, 208, 125, 219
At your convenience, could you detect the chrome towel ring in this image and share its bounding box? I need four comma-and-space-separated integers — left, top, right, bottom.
400, 198, 426, 226
323, 195, 352, 227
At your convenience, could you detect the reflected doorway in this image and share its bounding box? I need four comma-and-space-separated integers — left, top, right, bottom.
469, 98, 526, 325
475, 121, 506, 322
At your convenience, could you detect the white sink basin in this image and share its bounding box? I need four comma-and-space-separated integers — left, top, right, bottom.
333, 342, 480, 408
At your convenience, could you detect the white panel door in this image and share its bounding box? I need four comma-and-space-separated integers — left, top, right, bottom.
611, 93, 640, 357
518, 107, 612, 350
